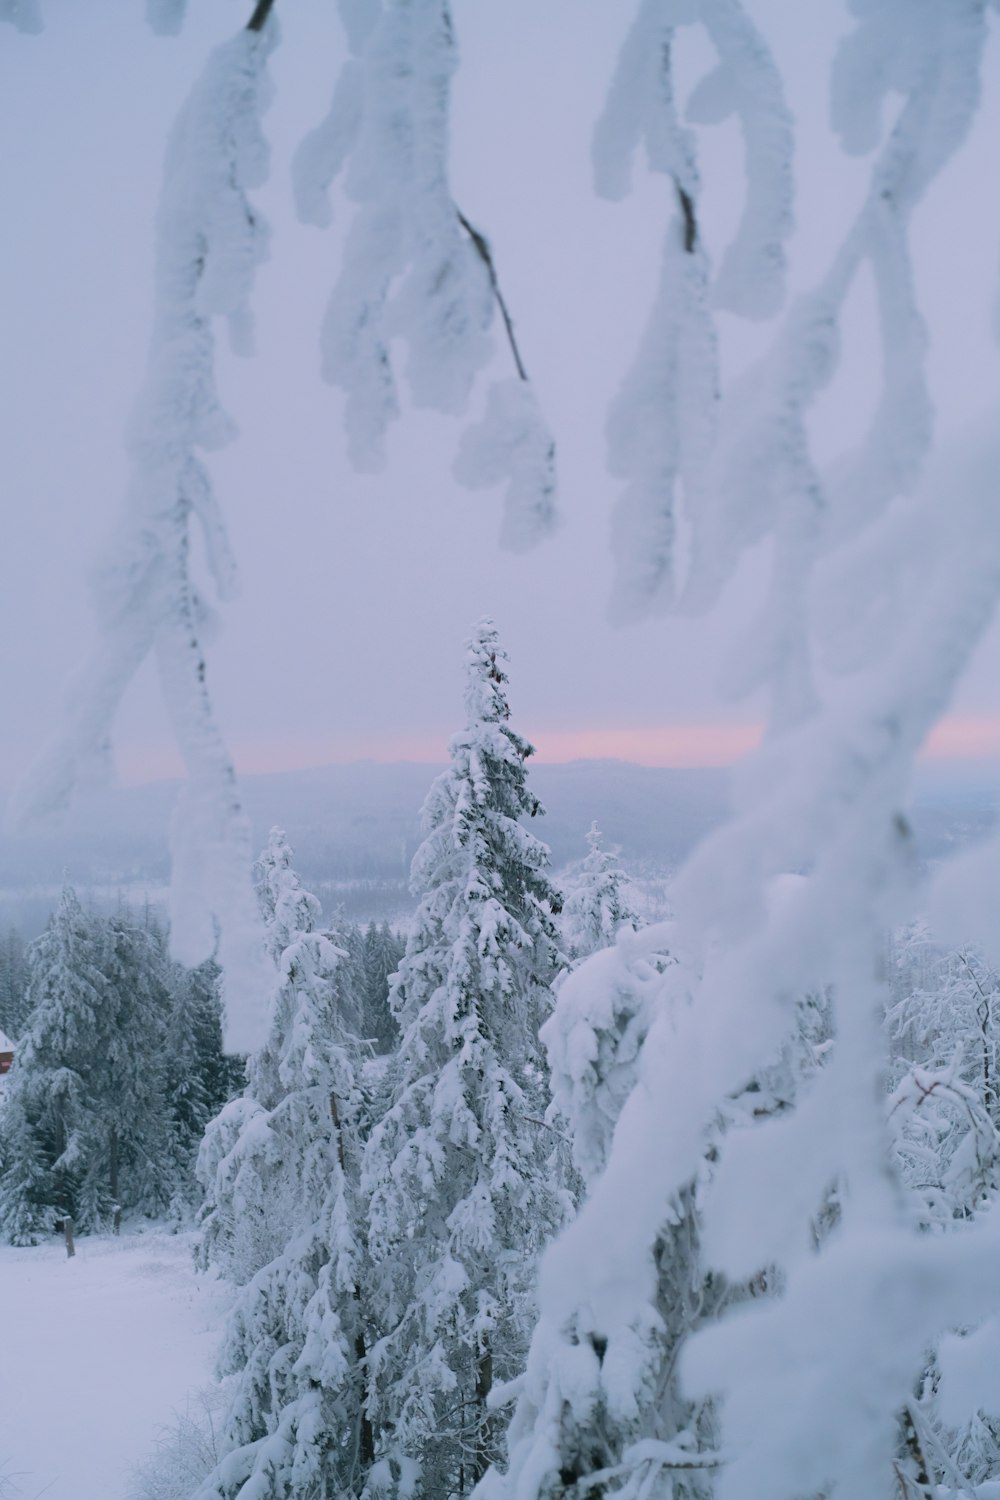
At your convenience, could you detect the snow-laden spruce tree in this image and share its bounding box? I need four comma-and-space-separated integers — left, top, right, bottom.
93, 908, 176, 1218
559, 822, 640, 965
0, 926, 30, 1041
193, 831, 372, 1500
163, 957, 245, 1219
359, 920, 405, 1056
362, 619, 567, 1496
482, 5, 1000, 1500
0, 890, 175, 1241
332, 918, 406, 1058
5, 2, 278, 1055
199, 828, 328, 1283
0, 888, 122, 1240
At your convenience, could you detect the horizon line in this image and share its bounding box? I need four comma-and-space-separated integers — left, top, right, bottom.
48, 716, 1000, 788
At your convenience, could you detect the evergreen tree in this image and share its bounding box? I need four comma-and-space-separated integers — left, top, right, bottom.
194, 843, 371, 1499
0, 925, 30, 1040
0, 887, 113, 1241
559, 822, 639, 963
255, 826, 325, 970
324, 915, 401, 1056
360, 920, 404, 1056
164, 957, 245, 1219
199, 828, 336, 1282
0, 892, 204, 1242
95, 908, 175, 1219
363, 619, 567, 1495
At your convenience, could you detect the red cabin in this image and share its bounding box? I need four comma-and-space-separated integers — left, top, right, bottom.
0, 1029, 14, 1075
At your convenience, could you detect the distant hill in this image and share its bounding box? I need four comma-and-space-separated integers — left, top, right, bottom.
0, 760, 729, 931
0, 758, 996, 933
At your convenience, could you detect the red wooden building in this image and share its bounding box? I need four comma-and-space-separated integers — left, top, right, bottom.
0, 1028, 14, 1075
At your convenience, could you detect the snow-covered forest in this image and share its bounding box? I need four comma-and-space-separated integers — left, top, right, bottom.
6, 1, 1000, 1499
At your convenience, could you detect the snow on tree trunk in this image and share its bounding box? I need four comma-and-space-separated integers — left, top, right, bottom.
5, 12, 278, 1054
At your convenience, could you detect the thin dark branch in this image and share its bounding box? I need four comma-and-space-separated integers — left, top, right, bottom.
456, 209, 530, 382
246, 0, 276, 32
674, 179, 698, 253
900, 1406, 931, 1493
521, 1113, 572, 1145
957, 949, 993, 1007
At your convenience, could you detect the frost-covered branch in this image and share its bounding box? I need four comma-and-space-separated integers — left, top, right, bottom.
6, 15, 280, 1052
487, 7, 1000, 1500
146, 0, 186, 33
3, 0, 193, 35
245, 0, 276, 31
293, 0, 557, 550
456, 209, 528, 383
597, 0, 793, 621
687, 0, 985, 730
0, 0, 41, 32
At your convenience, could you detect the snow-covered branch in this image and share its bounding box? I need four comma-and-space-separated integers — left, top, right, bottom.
0, 0, 41, 32
489, 7, 1000, 1498
293, 0, 557, 549
598, 0, 793, 621
6, 16, 280, 1052
686, 0, 986, 729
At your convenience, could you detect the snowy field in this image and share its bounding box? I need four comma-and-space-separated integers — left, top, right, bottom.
0, 1229, 228, 1500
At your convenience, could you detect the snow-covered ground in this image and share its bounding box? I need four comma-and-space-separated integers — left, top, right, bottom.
0, 1228, 229, 1500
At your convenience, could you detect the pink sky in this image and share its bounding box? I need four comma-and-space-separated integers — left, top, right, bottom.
108, 716, 1000, 785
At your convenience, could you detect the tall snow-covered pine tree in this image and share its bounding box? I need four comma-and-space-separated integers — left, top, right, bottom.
363, 618, 567, 1496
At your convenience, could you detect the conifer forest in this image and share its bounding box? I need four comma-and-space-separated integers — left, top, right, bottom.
6, 3, 1000, 1500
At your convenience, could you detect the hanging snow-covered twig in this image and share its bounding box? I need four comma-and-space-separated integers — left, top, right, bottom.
293, 0, 558, 549
145, 0, 187, 34
0, 0, 42, 32
596, 0, 793, 622
686, 0, 984, 731
6, 4, 279, 1054
693, 0, 794, 320
2, 0, 195, 33
452, 377, 556, 553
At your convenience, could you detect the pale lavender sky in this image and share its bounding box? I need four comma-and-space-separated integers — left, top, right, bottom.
3, 1, 1000, 791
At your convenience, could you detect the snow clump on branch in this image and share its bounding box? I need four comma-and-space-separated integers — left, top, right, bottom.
293, 0, 558, 549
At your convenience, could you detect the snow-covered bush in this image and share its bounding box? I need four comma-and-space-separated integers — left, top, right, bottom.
127, 1385, 231, 1500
